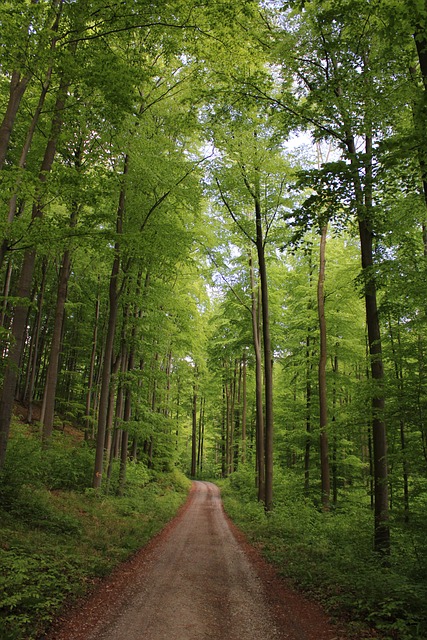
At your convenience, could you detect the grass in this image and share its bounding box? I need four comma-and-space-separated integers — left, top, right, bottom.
0, 421, 191, 640
219, 466, 427, 640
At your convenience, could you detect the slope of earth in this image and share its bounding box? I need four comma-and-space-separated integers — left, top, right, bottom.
43, 481, 347, 640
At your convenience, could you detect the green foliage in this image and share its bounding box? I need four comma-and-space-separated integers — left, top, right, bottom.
0, 423, 190, 640
222, 471, 427, 639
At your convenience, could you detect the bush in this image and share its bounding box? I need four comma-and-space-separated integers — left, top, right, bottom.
42, 436, 93, 491
221, 472, 427, 640
0, 423, 191, 640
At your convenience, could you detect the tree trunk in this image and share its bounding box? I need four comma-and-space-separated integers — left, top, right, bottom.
348, 133, 390, 553
241, 350, 247, 464
191, 381, 197, 477
0, 258, 14, 329
388, 317, 410, 522
42, 203, 79, 442
0, 79, 69, 467
119, 302, 137, 495
25, 259, 48, 423
221, 382, 227, 478
0, 71, 31, 170
85, 283, 100, 439
317, 223, 330, 510
331, 352, 338, 506
93, 155, 128, 489
249, 253, 265, 501
254, 178, 274, 511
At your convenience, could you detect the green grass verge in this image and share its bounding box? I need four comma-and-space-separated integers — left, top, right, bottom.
0, 423, 191, 640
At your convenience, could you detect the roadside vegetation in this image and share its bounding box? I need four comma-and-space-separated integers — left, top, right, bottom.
0, 419, 191, 640
220, 467, 427, 640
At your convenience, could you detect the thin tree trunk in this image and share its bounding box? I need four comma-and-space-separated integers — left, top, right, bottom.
26, 259, 48, 423
0, 0, 63, 171
191, 380, 197, 477
331, 352, 338, 505
42, 203, 79, 443
249, 253, 265, 501
119, 302, 137, 496
0, 71, 31, 170
241, 350, 247, 464
388, 317, 410, 522
93, 155, 128, 489
0, 78, 69, 467
0, 258, 13, 329
318, 223, 330, 510
221, 381, 227, 478
85, 282, 100, 439
254, 177, 274, 511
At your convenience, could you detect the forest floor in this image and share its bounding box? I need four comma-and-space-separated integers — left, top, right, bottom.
43, 481, 348, 640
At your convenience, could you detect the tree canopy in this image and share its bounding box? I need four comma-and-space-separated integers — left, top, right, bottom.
1, 1, 427, 638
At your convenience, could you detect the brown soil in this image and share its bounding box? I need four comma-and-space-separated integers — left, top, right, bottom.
43, 482, 348, 640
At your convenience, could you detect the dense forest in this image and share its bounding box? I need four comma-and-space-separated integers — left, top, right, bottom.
1, 1, 427, 638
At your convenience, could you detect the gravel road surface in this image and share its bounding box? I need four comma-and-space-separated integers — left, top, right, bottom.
45, 481, 345, 640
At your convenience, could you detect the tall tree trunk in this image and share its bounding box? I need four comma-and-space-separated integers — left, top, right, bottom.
93, 155, 128, 489
304, 333, 312, 497
85, 282, 100, 439
191, 380, 197, 477
0, 0, 63, 170
388, 317, 410, 522
0, 71, 31, 170
0, 79, 69, 467
241, 350, 247, 465
348, 133, 390, 553
118, 348, 134, 496
197, 396, 204, 473
42, 204, 79, 443
249, 253, 265, 501
0, 258, 14, 329
254, 177, 274, 511
25, 259, 48, 423
221, 381, 227, 478
304, 251, 314, 496
331, 352, 339, 506
317, 223, 330, 510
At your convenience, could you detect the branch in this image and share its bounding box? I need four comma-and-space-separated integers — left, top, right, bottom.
215, 177, 256, 245
139, 154, 212, 232
206, 249, 252, 315
239, 82, 346, 143
264, 177, 285, 245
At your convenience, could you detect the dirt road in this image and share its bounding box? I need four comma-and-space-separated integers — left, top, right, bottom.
45, 481, 345, 640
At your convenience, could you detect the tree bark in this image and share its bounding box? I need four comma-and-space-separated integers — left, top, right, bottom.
254, 177, 274, 511
249, 253, 265, 502
85, 282, 100, 440
317, 224, 330, 510
191, 380, 197, 477
241, 349, 247, 464
42, 203, 79, 443
25, 259, 48, 423
0, 71, 31, 170
0, 79, 69, 467
348, 133, 390, 553
93, 155, 128, 489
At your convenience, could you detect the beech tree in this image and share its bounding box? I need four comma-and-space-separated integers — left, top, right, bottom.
207, 115, 295, 509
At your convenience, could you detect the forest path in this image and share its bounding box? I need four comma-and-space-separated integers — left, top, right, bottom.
45, 481, 345, 640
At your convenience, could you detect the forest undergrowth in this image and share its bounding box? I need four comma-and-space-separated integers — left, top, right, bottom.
220, 467, 427, 640
0, 419, 191, 640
